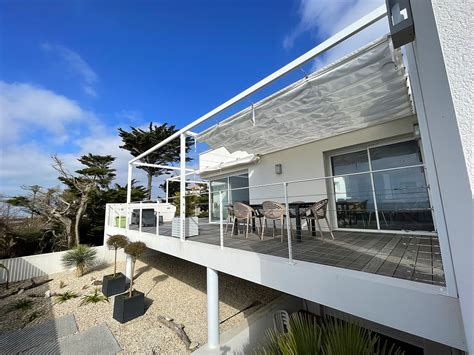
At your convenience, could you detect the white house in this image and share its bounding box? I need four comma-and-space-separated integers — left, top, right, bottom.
104, 1, 473, 353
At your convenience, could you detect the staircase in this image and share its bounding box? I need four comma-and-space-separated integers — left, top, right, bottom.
0, 314, 122, 354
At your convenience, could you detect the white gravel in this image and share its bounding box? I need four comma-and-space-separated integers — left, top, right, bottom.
0, 252, 280, 353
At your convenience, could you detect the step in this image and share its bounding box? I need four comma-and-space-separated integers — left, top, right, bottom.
23, 323, 122, 354
0, 314, 78, 354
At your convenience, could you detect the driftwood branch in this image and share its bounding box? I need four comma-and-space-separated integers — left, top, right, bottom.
157, 315, 196, 351
0, 278, 53, 299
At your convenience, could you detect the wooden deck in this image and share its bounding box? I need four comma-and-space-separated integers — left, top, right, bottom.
137, 221, 445, 286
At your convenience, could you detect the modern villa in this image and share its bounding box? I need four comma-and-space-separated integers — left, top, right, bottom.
104, 1, 473, 354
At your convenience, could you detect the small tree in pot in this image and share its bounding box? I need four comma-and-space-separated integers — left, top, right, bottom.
113, 241, 147, 323
102, 234, 129, 296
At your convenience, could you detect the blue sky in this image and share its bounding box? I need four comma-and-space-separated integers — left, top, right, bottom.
0, 0, 386, 196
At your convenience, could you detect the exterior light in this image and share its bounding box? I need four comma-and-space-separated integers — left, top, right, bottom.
386, 0, 415, 48
275, 164, 282, 175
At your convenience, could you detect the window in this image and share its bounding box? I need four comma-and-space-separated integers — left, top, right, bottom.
331, 141, 434, 231
209, 172, 249, 222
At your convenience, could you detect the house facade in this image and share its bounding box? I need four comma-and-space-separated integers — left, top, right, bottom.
104, 1, 472, 353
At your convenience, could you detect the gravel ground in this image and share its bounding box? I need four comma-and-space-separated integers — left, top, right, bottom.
0, 252, 281, 353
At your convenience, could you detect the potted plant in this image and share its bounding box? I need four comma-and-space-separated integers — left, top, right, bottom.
62, 245, 97, 277
113, 241, 147, 323
102, 234, 129, 296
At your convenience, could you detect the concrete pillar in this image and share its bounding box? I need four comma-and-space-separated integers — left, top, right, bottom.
207, 267, 219, 349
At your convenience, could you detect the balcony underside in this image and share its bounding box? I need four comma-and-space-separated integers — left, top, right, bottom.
133, 221, 445, 287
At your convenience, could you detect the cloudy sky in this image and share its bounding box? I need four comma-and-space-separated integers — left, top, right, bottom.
0, 0, 386, 197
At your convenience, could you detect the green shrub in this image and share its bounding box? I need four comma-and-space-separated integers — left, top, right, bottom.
62, 245, 97, 277
54, 291, 79, 304
80, 288, 109, 306
11, 298, 33, 311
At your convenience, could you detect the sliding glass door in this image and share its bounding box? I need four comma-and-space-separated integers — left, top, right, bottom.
209, 172, 249, 222
331, 140, 434, 232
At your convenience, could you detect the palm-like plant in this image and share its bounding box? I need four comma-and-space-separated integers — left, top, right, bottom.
106, 234, 129, 277
62, 245, 97, 277
55, 291, 79, 304
257, 313, 404, 355
124, 241, 147, 297
80, 288, 109, 306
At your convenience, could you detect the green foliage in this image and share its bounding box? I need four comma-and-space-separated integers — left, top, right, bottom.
256, 313, 404, 355
76, 154, 116, 189
107, 234, 129, 249
55, 291, 79, 304
62, 245, 97, 277
11, 298, 33, 311
80, 288, 109, 306
124, 241, 147, 261
118, 122, 193, 198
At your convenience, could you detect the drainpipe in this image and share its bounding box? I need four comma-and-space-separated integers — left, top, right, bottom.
207, 267, 219, 349
180, 133, 186, 241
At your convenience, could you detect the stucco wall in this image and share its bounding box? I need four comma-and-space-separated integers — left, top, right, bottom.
431, 0, 474, 188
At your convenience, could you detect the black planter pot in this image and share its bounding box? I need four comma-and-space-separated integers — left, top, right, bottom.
102, 273, 126, 297
113, 290, 145, 323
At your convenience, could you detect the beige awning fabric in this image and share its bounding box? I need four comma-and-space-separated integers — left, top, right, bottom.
197, 36, 413, 155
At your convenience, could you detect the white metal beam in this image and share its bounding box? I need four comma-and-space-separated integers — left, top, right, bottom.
180, 133, 186, 241
129, 5, 387, 164
132, 161, 195, 172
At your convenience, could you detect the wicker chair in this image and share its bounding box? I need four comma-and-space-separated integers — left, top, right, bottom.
233, 202, 259, 239
225, 204, 235, 235
261, 201, 289, 242
303, 199, 335, 240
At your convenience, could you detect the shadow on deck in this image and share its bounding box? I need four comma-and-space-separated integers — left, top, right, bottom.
134, 220, 445, 287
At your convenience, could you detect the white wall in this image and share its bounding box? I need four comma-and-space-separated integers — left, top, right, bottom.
247, 116, 416, 206
0, 247, 119, 283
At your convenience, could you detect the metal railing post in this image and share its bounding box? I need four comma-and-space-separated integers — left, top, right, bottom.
156, 201, 160, 237
125, 203, 130, 236
283, 182, 294, 264
219, 191, 224, 249
180, 133, 186, 241
139, 202, 143, 235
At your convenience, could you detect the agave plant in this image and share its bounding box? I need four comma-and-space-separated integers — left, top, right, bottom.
80, 288, 109, 306
106, 234, 129, 277
54, 291, 79, 304
124, 241, 147, 297
257, 313, 404, 355
62, 245, 97, 277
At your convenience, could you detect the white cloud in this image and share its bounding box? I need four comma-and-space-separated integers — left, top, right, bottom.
41, 43, 99, 97
0, 81, 94, 143
284, 0, 389, 70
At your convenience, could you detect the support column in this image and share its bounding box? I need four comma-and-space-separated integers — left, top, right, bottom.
207, 267, 219, 349
165, 179, 169, 203
126, 164, 133, 204
125, 254, 133, 283
180, 133, 186, 241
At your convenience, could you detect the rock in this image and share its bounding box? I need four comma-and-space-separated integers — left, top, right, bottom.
91, 279, 102, 286
189, 342, 199, 351
44, 290, 52, 298
17, 289, 24, 295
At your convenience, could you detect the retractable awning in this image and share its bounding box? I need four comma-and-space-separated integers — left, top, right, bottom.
197, 36, 413, 155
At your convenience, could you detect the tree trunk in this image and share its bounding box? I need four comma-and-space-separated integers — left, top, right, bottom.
60, 216, 74, 248
113, 248, 117, 277
74, 199, 88, 246
129, 259, 135, 297
147, 173, 153, 200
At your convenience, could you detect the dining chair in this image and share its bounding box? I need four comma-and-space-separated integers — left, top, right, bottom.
225, 204, 235, 235
304, 199, 335, 240
261, 201, 289, 242
233, 202, 259, 239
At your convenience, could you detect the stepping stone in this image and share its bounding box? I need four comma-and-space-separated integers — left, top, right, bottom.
0, 314, 78, 354
24, 323, 122, 354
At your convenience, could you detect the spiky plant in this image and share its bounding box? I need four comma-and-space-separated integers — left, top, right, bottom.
106, 234, 129, 277
62, 245, 97, 277
256, 313, 404, 355
54, 291, 79, 304
11, 298, 33, 311
80, 288, 109, 306
0, 263, 9, 289
124, 241, 147, 297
